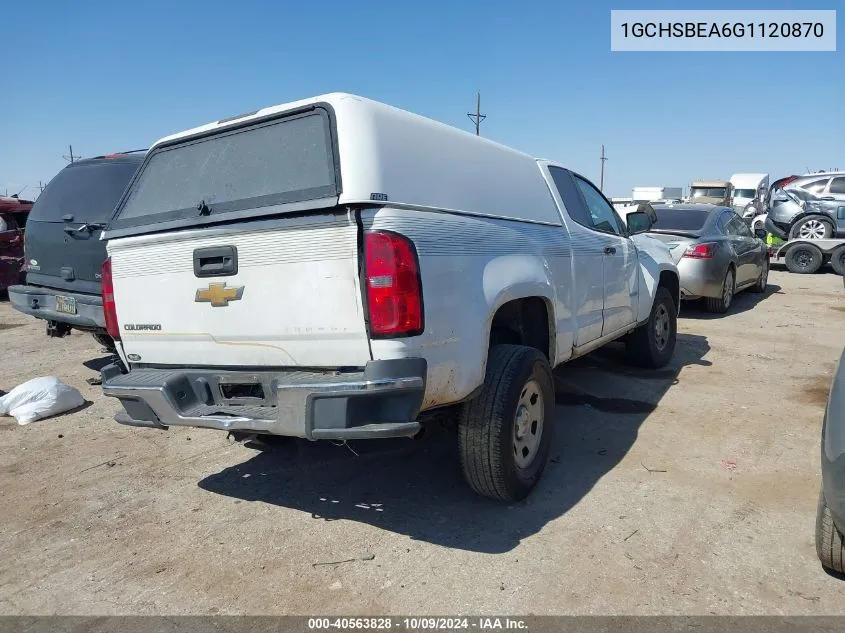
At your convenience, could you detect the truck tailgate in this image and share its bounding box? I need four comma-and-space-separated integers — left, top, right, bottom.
108, 213, 372, 367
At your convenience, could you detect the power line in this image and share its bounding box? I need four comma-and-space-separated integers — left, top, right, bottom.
467, 91, 486, 136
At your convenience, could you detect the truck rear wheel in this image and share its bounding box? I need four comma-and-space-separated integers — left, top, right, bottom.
625, 286, 676, 369
458, 345, 554, 502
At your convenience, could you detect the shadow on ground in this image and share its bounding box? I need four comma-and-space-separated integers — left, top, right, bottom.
198, 333, 710, 553
681, 284, 782, 320
83, 356, 117, 372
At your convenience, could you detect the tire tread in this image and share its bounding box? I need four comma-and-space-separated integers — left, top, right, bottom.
458, 345, 551, 501
816, 490, 845, 573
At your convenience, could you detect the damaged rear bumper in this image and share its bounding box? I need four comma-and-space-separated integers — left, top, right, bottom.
101, 358, 427, 441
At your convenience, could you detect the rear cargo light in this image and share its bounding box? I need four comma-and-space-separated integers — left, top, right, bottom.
364, 231, 423, 337
101, 258, 120, 340
682, 243, 716, 259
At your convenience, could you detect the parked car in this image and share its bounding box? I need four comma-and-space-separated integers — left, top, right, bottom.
765, 188, 845, 240
0, 196, 32, 293
816, 348, 845, 575
8, 152, 145, 348
99, 93, 681, 502
787, 172, 845, 202
643, 204, 768, 313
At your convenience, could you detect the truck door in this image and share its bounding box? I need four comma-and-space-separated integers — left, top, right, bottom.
569, 174, 638, 335
545, 167, 604, 346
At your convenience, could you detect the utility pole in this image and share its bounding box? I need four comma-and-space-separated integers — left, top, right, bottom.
599, 144, 608, 192
467, 91, 486, 136
38, 181, 46, 195
62, 144, 79, 163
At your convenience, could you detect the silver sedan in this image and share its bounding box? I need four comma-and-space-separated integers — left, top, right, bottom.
644, 204, 769, 313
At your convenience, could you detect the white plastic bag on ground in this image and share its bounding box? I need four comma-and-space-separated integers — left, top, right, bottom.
0, 377, 86, 425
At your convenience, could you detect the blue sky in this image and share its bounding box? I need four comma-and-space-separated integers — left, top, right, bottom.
1, 0, 842, 199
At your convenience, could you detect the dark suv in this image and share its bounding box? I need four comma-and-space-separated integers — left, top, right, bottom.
8, 152, 144, 348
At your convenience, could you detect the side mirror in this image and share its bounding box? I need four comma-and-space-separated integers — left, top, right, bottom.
637, 202, 657, 223
754, 228, 767, 240
627, 211, 653, 235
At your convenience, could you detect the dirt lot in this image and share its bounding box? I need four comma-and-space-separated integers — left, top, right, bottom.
1, 268, 844, 615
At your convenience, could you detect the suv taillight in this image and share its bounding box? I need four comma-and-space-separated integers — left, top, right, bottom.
364, 231, 423, 337
101, 258, 120, 339
682, 243, 716, 259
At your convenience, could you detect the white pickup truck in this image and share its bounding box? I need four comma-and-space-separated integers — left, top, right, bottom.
100, 93, 680, 501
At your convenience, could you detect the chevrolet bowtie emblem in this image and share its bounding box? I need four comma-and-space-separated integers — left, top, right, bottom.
195, 282, 244, 307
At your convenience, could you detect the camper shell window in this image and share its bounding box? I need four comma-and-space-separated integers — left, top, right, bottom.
109, 106, 340, 235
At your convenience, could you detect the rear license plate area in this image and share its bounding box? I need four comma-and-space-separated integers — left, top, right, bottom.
55, 295, 77, 315
219, 381, 265, 402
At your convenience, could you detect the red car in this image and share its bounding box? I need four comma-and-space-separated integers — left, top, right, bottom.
0, 196, 32, 293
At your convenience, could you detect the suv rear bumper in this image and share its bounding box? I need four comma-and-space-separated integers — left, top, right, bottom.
7, 284, 105, 330
764, 217, 789, 241
101, 358, 427, 441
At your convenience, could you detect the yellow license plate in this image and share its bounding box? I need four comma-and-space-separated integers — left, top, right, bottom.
55, 295, 78, 315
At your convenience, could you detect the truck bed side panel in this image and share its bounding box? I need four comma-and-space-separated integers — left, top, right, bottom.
363, 207, 573, 409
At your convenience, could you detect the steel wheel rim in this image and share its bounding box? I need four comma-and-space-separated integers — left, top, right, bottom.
513, 379, 544, 469
795, 249, 814, 270
723, 272, 734, 308
798, 219, 827, 239
653, 303, 670, 351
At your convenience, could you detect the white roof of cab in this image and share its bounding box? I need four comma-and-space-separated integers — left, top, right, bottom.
151, 93, 562, 226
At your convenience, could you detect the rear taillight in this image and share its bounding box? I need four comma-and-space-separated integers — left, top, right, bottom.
682, 243, 716, 259
364, 231, 423, 337
101, 258, 120, 339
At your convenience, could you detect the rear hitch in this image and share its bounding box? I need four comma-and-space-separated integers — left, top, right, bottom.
46, 320, 72, 338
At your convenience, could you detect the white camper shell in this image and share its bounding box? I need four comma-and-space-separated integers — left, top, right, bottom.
106, 93, 561, 240
101, 93, 681, 502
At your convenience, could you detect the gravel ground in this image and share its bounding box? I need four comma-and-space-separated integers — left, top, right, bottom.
1, 267, 844, 615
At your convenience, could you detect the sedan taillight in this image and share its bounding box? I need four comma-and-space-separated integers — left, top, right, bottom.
682, 243, 716, 259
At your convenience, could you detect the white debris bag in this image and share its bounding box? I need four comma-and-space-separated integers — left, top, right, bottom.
0, 377, 85, 425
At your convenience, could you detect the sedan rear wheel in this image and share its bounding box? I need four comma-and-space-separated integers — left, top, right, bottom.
751, 257, 769, 293
816, 489, 845, 574
705, 268, 734, 314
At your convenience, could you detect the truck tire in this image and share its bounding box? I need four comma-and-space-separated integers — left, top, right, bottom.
750, 257, 769, 293
785, 244, 823, 274
831, 245, 845, 277
790, 216, 834, 240
705, 267, 735, 313
625, 286, 677, 369
816, 489, 845, 574
458, 345, 554, 502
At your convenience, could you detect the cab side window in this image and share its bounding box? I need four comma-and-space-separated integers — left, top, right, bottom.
548, 166, 593, 228
572, 175, 625, 235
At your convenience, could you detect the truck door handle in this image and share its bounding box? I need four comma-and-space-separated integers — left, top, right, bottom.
194, 246, 238, 278
604, 246, 617, 255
